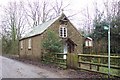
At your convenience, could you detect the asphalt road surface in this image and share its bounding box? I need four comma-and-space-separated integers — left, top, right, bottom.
0, 56, 63, 78
0, 56, 2, 79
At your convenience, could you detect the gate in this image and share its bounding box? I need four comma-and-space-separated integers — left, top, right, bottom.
67, 53, 78, 69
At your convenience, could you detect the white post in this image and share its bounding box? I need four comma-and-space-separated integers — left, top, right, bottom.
108, 24, 110, 77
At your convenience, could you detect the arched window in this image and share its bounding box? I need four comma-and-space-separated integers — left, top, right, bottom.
59, 25, 67, 38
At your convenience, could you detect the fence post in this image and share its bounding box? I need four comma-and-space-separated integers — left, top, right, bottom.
97, 65, 99, 71
78, 55, 81, 68
90, 64, 92, 70
97, 57, 100, 71
90, 56, 92, 70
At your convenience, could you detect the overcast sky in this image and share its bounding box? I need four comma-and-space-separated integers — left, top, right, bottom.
0, 0, 103, 17
0, 0, 119, 30
0, 0, 107, 18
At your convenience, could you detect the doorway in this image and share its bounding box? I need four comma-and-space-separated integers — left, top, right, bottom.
66, 38, 76, 53
63, 38, 77, 59
63, 43, 67, 59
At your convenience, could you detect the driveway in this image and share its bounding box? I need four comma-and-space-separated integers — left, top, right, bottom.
0, 56, 63, 78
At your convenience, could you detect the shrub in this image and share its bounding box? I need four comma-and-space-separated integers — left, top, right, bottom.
42, 30, 63, 62
42, 30, 63, 53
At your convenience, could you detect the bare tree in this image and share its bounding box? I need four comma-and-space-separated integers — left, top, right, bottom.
79, 6, 93, 34
0, 0, 71, 54
24, 0, 54, 27
24, 0, 70, 28
103, 0, 119, 21
51, 0, 70, 17
1, 1, 27, 54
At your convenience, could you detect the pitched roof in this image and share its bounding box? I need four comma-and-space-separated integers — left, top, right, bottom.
20, 13, 82, 40
21, 15, 61, 39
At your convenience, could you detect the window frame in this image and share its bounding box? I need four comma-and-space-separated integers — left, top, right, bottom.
85, 40, 93, 47
28, 38, 32, 49
20, 41, 23, 49
59, 24, 67, 38
85, 41, 89, 47
89, 40, 93, 46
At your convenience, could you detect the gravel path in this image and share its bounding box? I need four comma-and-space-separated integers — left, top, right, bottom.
1, 56, 64, 78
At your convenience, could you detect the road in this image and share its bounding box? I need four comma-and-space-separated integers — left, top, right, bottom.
0, 56, 2, 79
0, 56, 63, 78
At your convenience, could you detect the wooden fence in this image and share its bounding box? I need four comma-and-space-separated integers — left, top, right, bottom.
42, 53, 120, 77
78, 54, 120, 77
42, 53, 67, 68
55, 53, 67, 68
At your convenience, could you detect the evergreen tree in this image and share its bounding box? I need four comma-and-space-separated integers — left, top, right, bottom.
42, 30, 63, 54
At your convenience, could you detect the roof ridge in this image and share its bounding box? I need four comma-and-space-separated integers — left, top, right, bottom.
34, 15, 61, 29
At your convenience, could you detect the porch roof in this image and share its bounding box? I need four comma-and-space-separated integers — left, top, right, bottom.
66, 38, 77, 46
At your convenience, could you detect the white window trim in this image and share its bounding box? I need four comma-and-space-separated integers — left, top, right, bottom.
64, 27, 67, 38
85, 40, 93, 47
21, 41, 23, 49
85, 41, 89, 47
62, 27, 64, 37
28, 38, 32, 49
59, 26, 62, 37
89, 41, 93, 46
59, 25, 67, 38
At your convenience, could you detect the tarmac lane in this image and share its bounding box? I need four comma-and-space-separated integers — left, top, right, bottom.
1, 56, 62, 78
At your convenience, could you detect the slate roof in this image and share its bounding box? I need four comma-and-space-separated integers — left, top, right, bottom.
21, 15, 61, 39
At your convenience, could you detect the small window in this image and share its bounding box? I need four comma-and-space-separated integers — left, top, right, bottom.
85, 41, 89, 47
28, 38, 31, 49
89, 41, 93, 46
85, 40, 93, 47
59, 25, 67, 38
21, 41, 23, 49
